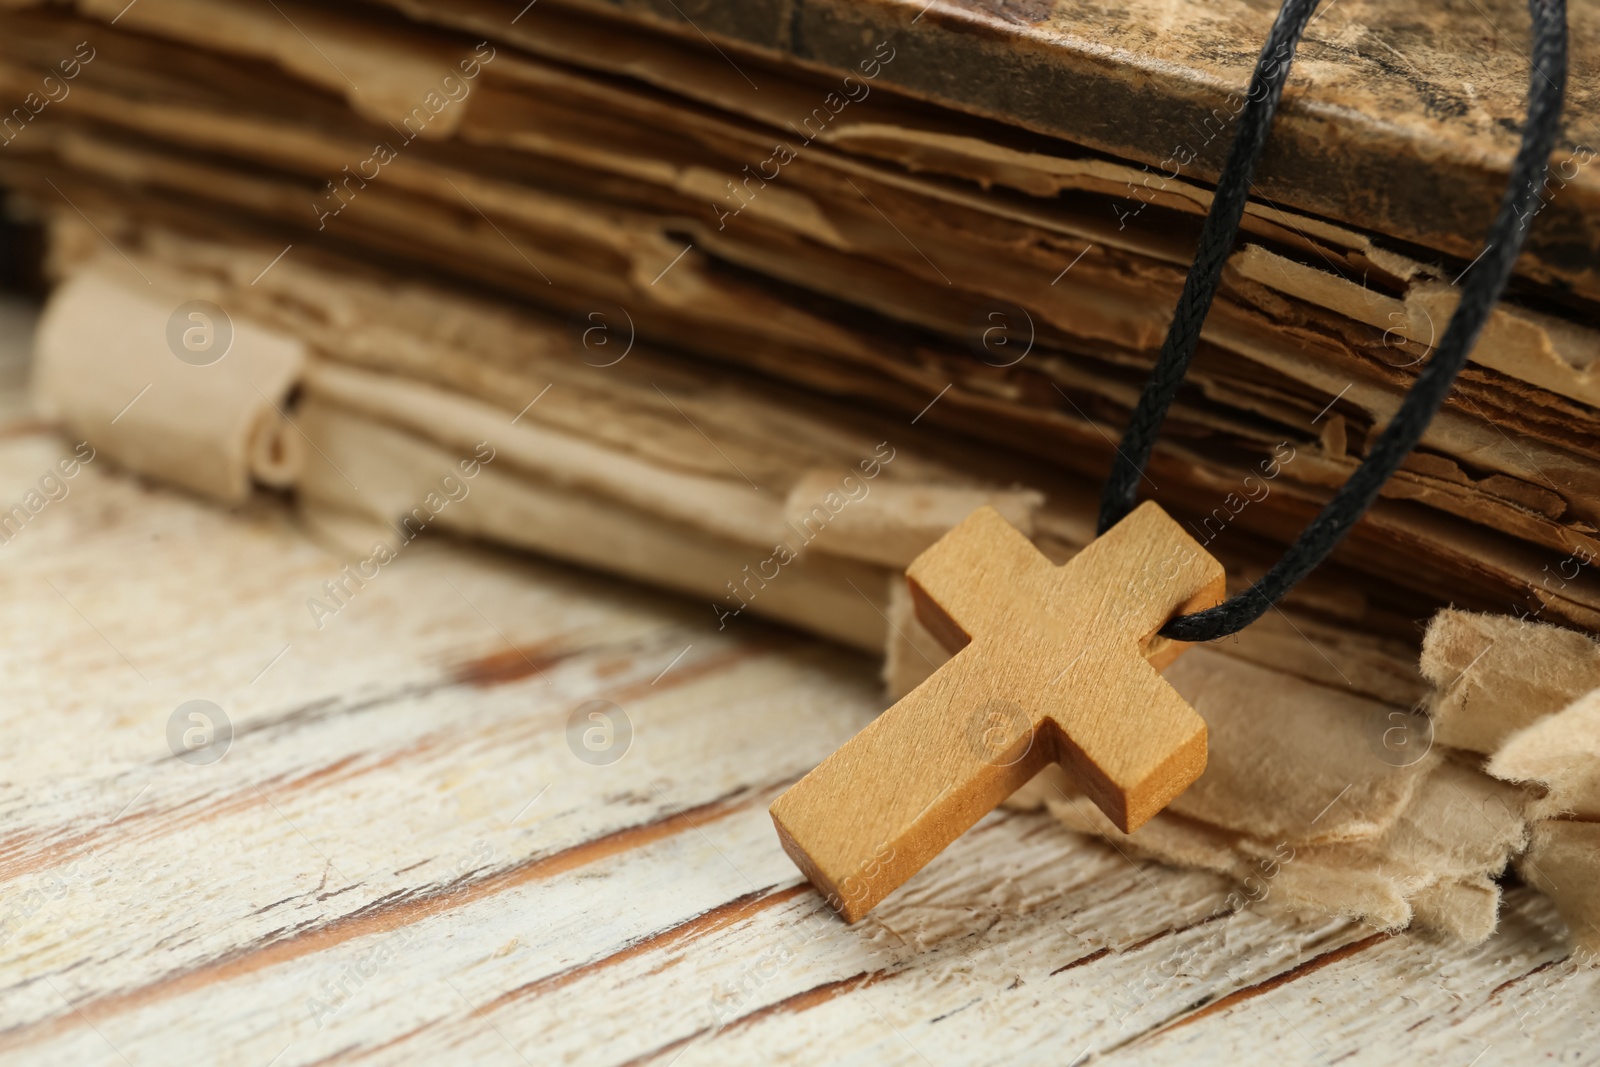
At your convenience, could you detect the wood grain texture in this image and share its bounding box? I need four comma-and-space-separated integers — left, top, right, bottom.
771, 503, 1224, 921
0, 301, 1593, 1062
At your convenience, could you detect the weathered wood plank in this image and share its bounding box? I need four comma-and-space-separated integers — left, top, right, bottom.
0, 294, 1592, 1064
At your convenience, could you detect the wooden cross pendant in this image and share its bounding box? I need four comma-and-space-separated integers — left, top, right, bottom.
769, 501, 1226, 922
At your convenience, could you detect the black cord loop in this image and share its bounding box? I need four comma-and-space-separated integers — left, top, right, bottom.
1096, 0, 1570, 642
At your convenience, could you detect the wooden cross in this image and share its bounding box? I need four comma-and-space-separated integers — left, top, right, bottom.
769, 501, 1225, 922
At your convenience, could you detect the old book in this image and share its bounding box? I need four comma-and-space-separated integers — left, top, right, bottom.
3, 0, 1598, 627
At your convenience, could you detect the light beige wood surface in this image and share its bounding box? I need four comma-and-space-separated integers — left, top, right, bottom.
771, 503, 1224, 921
0, 301, 1596, 1065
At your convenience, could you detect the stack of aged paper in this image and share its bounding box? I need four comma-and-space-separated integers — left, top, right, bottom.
2, 0, 1598, 947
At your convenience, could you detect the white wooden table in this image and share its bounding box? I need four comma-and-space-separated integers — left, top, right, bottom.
0, 299, 1594, 1065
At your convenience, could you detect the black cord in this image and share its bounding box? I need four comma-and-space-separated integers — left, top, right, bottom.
1096, 0, 1569, 643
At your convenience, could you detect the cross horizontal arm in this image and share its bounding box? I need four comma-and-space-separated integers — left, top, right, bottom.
770, 654, 1050, 923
